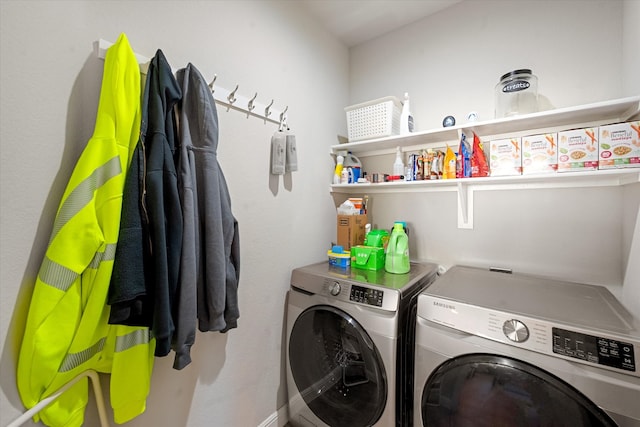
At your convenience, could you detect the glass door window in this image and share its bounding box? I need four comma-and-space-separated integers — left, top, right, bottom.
289, 305, 387, 427
421, 354, 617, 427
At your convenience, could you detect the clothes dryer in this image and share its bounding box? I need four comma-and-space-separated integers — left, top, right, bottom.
414, 266, 640, 426
286, 261, 439, 427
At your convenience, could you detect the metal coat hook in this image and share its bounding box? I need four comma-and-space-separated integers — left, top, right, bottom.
279, 106, 288, 131
228, 84, 239, 104
279, 106, 288, 123
247, 92, 258, 112
264, 99, 274, 119
208, 74, 217, 93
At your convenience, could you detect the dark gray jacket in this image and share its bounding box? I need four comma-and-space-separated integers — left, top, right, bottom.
176, 64, 240, 366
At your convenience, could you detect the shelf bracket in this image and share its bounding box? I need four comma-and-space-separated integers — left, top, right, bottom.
457, 182, 473, 229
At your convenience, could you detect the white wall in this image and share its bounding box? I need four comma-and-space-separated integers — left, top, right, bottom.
347, 0, 640, 315
2, 1, 639, 426
0, 1, 348, 426
350, 0, 627, 128
623, 0, 640, 95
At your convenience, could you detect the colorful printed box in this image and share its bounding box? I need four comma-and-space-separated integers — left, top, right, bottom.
489, 137, 522, 176
557, 127, 599, 172
522, 133, 558, 174
598, 121, 640, 169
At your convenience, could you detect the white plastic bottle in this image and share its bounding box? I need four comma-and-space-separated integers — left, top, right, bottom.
343, 152, 362, 169
393, 146, 405, 176
333, 155, 344, 184
400, 92, 414, 135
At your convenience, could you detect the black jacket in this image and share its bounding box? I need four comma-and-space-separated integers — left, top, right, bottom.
109, 49, 183, 358
144, 50, 183, 357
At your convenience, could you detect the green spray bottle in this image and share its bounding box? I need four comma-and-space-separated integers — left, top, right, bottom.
385, 222, 410, 274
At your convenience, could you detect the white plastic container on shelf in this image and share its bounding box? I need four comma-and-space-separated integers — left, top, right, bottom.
345, 96, 402, 141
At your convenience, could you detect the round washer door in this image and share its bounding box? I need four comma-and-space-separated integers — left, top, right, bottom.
289, 305, 387, 427
421, 354, 617, 427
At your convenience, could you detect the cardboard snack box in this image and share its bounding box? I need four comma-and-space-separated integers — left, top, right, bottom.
598, 121, 640, 169
558, 127, 598, 172
522, 133, 558, 174
489, 137, 522, 176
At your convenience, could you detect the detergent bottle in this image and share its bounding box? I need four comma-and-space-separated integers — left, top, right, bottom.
385, 222, 410, 274
333, 155, 344, 184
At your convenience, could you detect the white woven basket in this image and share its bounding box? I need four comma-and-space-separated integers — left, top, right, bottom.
345, 96, 402, 142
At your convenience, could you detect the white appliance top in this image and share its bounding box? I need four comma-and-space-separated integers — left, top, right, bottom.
418, 265, 640, 377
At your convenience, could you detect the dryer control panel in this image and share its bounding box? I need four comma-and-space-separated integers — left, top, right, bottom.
552, 327, 636, 372
350, 285, 384, 307
321, 280, 400, 312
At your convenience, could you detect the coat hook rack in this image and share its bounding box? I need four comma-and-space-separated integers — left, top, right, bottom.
95, 39, 287, 125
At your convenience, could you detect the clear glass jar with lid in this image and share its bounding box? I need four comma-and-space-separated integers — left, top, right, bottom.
495, 69, 538, 118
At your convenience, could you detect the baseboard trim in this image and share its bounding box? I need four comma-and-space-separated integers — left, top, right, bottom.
258, 404, 288, 427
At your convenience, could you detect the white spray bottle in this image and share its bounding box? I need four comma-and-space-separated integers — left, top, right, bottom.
393, 146, 404, 177
400, 92, 414, 135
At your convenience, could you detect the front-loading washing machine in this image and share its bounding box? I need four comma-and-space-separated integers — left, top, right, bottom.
286, 261, 439, 427
414, 265, 640, 427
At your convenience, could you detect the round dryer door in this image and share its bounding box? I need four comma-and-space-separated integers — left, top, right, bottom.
289, 305, 387, 427
421, 354, 617, 427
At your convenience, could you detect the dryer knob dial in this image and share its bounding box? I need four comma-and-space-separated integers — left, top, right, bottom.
329, 282, 341, 296
503, 319, 529, 343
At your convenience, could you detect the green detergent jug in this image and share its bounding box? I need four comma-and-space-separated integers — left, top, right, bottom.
385, 222, 410, 274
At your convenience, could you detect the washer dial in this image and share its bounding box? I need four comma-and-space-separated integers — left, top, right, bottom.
329, 282, 341, 296
503, 319, 529, 343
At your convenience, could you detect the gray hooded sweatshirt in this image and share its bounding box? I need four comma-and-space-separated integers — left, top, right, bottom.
174, 64, 240, 369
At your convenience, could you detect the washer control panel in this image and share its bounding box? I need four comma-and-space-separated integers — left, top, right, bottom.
420, 294, 640, 377
350, 284, 384, 307
553, 327, 636, 372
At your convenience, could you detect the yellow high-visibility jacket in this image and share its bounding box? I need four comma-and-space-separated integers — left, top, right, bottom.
17, 33, 155, 427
